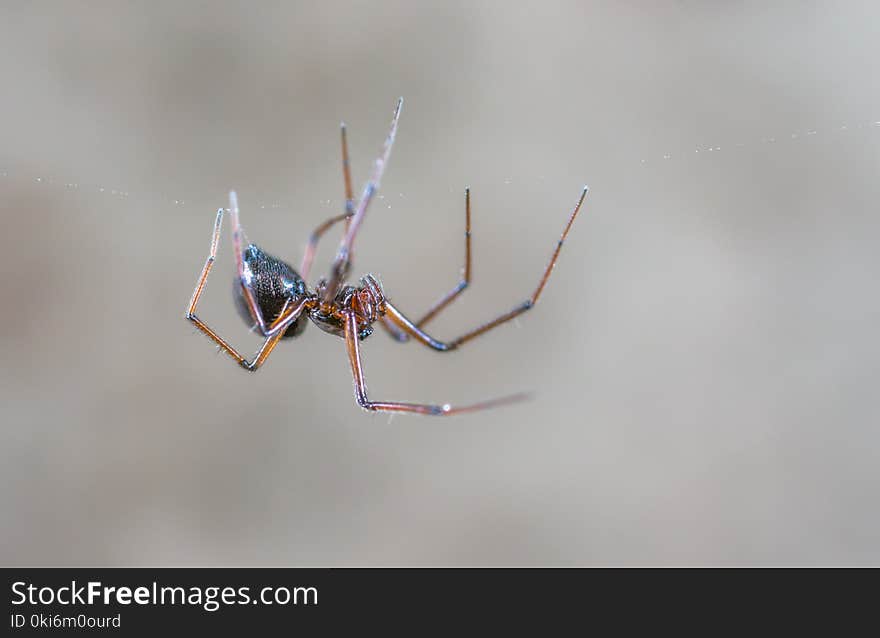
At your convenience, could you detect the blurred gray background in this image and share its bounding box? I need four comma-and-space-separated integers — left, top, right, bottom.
1, 1, 878, 565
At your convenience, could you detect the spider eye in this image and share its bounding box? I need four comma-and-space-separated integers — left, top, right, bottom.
358, 325, 374, 341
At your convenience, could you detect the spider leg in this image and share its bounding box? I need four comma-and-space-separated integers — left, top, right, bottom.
229, 190, 270, 335
378, 315, 410, 343
185, 207, 307, 371
379, 187, 472, 343
380, 186, 588, 351
341, 120, 355, 227
343, 313, 527, 415
415, 187, 473, 326
300, 122, 358, 280
299, 211, 350, 282
242, 330, 285, 371
322, 98, 403, 304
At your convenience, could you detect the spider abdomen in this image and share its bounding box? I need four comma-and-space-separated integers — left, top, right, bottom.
233, 244, 309, 339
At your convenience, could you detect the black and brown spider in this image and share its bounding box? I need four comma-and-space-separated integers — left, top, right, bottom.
185, 98, 588, 415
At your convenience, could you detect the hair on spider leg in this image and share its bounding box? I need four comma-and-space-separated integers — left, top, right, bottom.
184, 98, 589, 416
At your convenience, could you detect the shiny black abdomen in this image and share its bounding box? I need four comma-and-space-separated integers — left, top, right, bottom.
233, 244, 308, 339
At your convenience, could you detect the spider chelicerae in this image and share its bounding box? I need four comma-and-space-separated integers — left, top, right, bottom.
185, 98, 588, 415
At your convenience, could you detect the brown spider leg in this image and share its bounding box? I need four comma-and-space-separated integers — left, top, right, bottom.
299, 122, 357, 281
262, 297, 313, 338
416, 187, 473, 326
322, 97, 403, 304
243, 331, 286, 371
239, 298, 311, 371
299, 122, 354, 280
341, 121, 355, 227
344, 313, 528, 415
299, 211, 350, 282
229, 190, 270, 335
185, 209, 307, 370
380, 185, 589, 351
380, 187, 472, 343
379, 314, 410, 342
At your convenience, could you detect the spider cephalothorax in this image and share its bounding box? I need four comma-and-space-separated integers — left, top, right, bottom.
186, 98, 589, 415
309, 274, 385, 341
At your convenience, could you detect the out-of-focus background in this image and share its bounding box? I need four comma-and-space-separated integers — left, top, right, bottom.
1, 1, 878, 566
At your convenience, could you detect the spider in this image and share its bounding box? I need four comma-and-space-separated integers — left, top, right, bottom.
185, 98, 589, 415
